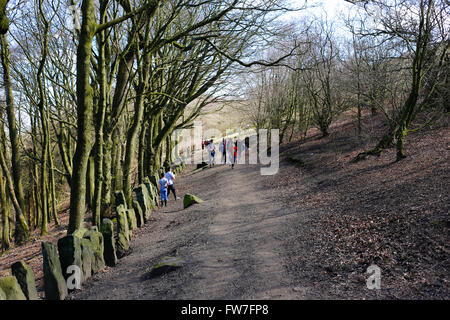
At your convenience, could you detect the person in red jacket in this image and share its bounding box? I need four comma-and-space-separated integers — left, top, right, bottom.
232, 141, 238, 169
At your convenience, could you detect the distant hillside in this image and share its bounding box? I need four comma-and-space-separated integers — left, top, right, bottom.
192, 100, 250, 137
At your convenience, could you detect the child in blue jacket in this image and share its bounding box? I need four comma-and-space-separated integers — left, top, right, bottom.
158, 172, 168, 207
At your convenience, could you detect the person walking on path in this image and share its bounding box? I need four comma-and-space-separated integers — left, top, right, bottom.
165, 167, 178, 201
207, 139, 216, 167
158, 172, 169, 207
226, 138, 233, 165
219, 138, 226, 164
232, 141, 238, 169
236, 137, 245, 163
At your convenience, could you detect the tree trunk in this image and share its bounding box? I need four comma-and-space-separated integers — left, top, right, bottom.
112, 127, 123, 193
92, 2, 108, 227
49, 146, 59, 226
0, 146, 29, 243
138, 124, 147, 184
86, 155, 95, 211
101, 132, 113, 215
36, 9, 50, 236
123, 90, 146, 207
0, 167, 10, 251
396, 122, 408, 161
68, 0, 96, 234
357, 82, 362, 137
0, 33, 29, 244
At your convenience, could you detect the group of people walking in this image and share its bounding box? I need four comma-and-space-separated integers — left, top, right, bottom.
205, 137, 246, 168
158, 167, 178, 207
158, 136, 246, 208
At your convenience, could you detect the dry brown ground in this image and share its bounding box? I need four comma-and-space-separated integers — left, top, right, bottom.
268, 111, 449, 299
0, 207, 70, 299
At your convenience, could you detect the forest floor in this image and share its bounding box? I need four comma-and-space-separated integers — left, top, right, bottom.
0, 207, 70, 299
1, 110, 449, 299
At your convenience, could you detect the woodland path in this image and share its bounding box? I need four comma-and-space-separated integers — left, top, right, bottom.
71, 159, 305, 300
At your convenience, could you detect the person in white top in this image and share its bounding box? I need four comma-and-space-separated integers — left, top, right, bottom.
165, 167, 178, 201
237, 137, 245, 162
206, 139, 216, 167
226, 138, 233, 165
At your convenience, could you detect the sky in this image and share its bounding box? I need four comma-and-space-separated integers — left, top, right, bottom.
283, 0, 354, 21
279, 0, 357, 39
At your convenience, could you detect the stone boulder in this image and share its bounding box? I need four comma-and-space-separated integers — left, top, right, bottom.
150, 184, 159, 207
143, 177, 158, 209
116, 232, 130, 259
132, 200, 144, 227
42, 241, 68, 300
196, 162, 208, 169
183, 194, 203, 209
116, 205, 130, 259
80, 238, 93, 281
115, 190, 127, 209
134, 184, 150, 222
11, 261, 38, 300
57, 235, 82, 286
116, 205, 130, 240
142, 182, 154, 208
126, 208, 137, 231
143, 176, 152, 192
173, 163, 184, 174
100, 218, 117, 267
149, 174, 158, 188
83, 228, 105, 273
144, 257, 184, 279
144, 177, 158, 206
72, 227, 88, 239
0, 276, 26, 300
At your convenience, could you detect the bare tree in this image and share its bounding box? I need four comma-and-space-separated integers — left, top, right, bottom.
351, 0, 449, 161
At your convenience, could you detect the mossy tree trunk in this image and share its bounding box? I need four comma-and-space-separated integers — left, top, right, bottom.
0, 142, 29, 243
86, 155, 95, 211
112, 128, 123, 192
92, 0, 109, 227
0, 7, 30, 244
36, 0, 50, 235
138, 124, 147, 184
123, 69, 149, 207
353, 0, 449, 162
0, 166, 10, 252
68, 0, 97, 234
68, 0, 158, 233
100, 7, 137, 214
101, 133, 113, 214
48, 145, 59, 227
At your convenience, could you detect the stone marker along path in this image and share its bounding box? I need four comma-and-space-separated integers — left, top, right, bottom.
72, 162, 304, 300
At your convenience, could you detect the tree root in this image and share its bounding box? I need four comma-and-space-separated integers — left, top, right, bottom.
352, 132, 395, 163
352, 148, 383, 162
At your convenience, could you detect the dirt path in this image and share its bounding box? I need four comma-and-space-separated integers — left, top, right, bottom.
71, 161, 304, 300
